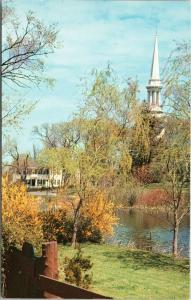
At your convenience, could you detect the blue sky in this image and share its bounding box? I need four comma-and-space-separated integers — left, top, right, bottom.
6, 0, 190, 153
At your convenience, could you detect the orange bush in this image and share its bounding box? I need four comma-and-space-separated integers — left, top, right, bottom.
2, 176, 43, 250
39, 192, 118, 244
82, 191, 118, 237
138, 189, 169, 208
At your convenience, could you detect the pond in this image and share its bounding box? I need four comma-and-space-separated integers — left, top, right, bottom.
107, 208, 190, 257
32, 191, 189, 257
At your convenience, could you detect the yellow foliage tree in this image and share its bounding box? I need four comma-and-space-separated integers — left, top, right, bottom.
2, 176, 43, 251
82, 191, 118, 237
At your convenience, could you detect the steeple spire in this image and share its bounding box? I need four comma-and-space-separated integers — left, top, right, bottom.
150, 35, 160, 81
146, 34, 162, 114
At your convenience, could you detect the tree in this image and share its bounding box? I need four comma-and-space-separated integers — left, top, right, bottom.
158, 41, 190, 256
37, 147, 61, 188
33, 123, 59, 148
3, 140, 30, 183
33, 120, 81, 149
69, 148, 108, 247
162, 41, 191, 119
35, 66, 158, 247
2, 95, 37, 132
154, 118, 189, 256
34, 66, 143, 246
2, 3, 58, 88
37, 146, 74, 191
129, 103, 165, 169
2, 1, 59, 131
68, 69, 140, 246
36, 116, 119, 247
81, 65, 138, 130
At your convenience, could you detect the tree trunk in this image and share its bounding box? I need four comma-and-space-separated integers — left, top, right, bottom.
172, 213, 179, 257
21, 170, 27, 183
71, 217, 78, 248
71, 198, 82, 248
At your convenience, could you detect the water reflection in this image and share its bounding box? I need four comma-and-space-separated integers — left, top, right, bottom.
34, 193, 190, 257
108, 208, 190, 257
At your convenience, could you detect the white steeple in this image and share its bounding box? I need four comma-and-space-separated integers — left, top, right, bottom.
151, 35, 160, 80
146, 34, 162, 114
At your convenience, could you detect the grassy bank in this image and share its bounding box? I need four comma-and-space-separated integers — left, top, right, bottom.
58, 243, 189, 300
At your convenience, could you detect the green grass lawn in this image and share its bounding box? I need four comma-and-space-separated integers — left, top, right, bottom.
58, 243, 189, 300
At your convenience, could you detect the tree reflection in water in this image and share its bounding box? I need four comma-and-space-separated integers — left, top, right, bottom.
108, 208, 189, 257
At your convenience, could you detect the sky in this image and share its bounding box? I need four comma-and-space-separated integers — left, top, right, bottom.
4, 0, 190, 153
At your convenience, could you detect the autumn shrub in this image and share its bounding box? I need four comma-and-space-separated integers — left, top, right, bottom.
40, 209, 103, 244
137, 189, 169, 208
40, 208, 71, 243
77, 217, 103, 243
133, 165, 156, 184
2, 176, 43, 295
81, 191, 118, 239
40, 191, 117, 244
64, 247, 93, 289
2, 176, 43, 252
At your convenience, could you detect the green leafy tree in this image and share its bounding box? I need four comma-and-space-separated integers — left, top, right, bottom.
130, 103, 165, 169
35, 67, 143, 247
68, 147, 109, 247
162, 41, 191, 119
37, 148, 62, 188
154, 117, 189, 256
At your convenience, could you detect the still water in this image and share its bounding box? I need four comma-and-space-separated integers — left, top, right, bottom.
32, 191, 190, 257
108, 209, 190, 257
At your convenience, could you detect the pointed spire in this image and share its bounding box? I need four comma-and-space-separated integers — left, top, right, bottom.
146, 33, 163, 115
150, 35, 160, 80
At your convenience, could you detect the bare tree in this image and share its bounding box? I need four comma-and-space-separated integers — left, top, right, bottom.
33, 123, 58, 148
5, 141, 30, 183
33, 121, 81, 148
2, 1, 60, 132
2, 4, 59, 88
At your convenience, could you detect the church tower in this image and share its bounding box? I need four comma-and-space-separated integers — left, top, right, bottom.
146, 35, 162, 114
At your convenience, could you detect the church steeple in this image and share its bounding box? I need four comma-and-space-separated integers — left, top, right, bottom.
146, 34, 162, 114
151, 35, 160, 80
